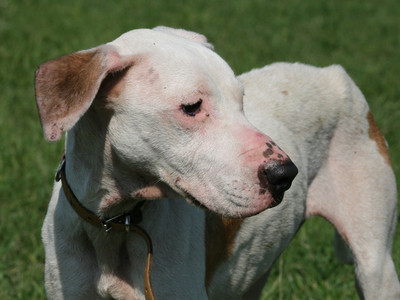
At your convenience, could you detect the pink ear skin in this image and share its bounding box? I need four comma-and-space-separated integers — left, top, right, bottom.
34, 45, 135, 141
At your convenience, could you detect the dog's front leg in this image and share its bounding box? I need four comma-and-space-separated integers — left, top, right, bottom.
306, 113, 400, 299
42, 192, 99, 299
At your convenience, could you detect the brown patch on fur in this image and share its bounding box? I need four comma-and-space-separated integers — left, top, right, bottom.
35, 46, 137, 141
205, 213, 244, 288
35, 50, 106, 140
367, 111, 391, 166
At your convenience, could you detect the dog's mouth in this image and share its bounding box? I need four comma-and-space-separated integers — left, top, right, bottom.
174, 181, 283, 218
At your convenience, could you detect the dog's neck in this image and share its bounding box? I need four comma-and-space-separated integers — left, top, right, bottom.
64, 107, 160, 218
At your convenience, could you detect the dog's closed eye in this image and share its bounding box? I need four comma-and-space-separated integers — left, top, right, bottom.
181, 99, 202, 117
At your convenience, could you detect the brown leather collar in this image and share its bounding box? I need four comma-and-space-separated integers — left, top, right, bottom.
56, 155, 155, 300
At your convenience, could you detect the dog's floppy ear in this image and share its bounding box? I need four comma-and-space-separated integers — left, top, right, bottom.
35, 45, 135, 141
153, 26, 214, 50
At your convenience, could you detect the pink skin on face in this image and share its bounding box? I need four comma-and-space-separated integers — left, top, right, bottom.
237, 129, 288, 164
235, 128, 293, 214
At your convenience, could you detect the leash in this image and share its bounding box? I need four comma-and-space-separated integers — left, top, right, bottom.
55, 155, 155, 300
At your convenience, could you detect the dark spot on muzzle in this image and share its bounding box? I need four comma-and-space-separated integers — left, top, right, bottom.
258, 160, 298, 207
263, 148, 274, 158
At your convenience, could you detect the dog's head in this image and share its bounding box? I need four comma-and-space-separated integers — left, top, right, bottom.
35, 27, 297, 218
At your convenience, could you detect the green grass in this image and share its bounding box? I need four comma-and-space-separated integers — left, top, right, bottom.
1, 0, 399, 299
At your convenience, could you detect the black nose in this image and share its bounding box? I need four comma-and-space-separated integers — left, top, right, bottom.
259, 160, 298, 207
265, 160, 298, 193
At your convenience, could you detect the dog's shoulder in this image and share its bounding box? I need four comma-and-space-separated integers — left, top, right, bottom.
240, 62, 369, 132
239, 62, 360, 108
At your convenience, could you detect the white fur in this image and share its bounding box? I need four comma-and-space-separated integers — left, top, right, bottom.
37, 27, 399, 299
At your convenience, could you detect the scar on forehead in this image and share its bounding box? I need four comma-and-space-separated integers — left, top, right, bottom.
146, 67, 160, 85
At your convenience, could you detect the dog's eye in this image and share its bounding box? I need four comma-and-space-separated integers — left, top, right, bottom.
181, 99, 202, 117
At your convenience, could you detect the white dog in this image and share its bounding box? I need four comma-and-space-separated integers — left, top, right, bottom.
35, 27, 399, 299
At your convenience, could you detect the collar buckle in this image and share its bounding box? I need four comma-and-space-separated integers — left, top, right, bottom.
101, 213, 127, 233
100, 201, 144, 233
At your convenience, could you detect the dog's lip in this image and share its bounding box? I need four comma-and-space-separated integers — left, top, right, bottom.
174, 179, 283, 217
176, 184, 275, 218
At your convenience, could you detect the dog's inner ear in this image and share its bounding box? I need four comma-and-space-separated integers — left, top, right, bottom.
97, 68, 131, 101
